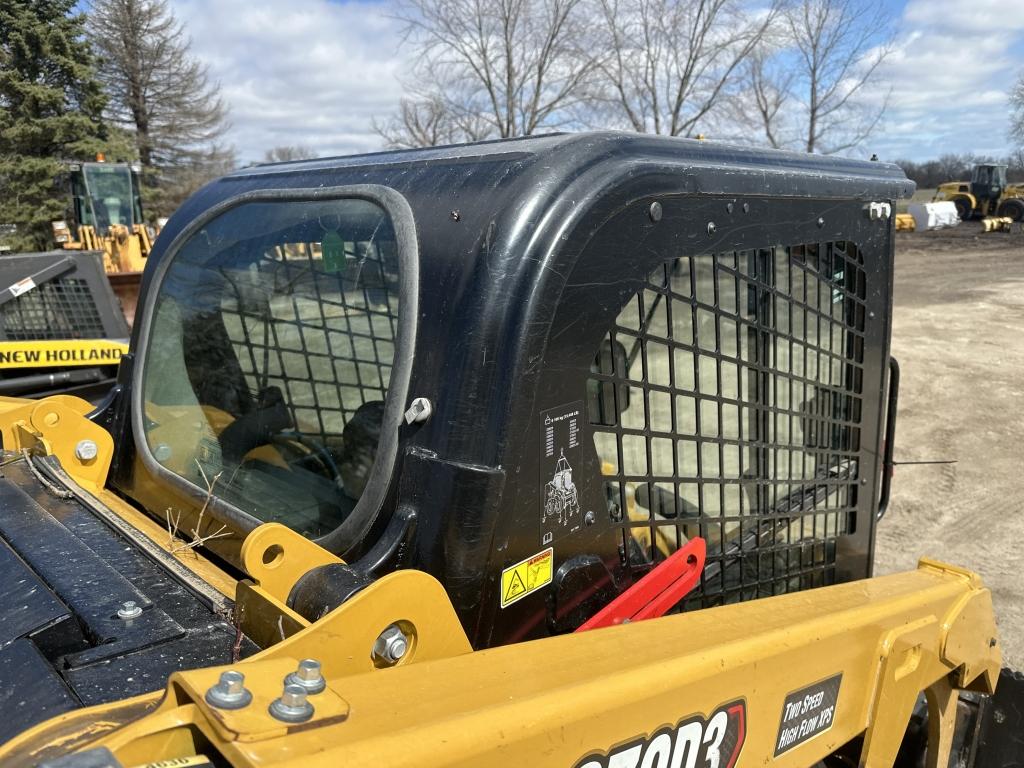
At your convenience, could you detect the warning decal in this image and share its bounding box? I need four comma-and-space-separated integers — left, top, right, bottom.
500, 547, 553, 608
774, 673, 842, 756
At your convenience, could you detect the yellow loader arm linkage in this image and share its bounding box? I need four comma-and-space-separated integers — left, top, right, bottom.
5, 527, 1000, 768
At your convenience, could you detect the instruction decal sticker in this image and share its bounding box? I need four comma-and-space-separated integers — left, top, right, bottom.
774, 673, 842, 756
500, 547, 553, 608
540, 400, 583, 545
574, 700, 746, 768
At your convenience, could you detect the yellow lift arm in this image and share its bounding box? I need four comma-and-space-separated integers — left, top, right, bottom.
4, 542, 999, 768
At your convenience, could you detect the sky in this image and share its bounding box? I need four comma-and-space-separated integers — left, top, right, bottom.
170, 0, 1024, 164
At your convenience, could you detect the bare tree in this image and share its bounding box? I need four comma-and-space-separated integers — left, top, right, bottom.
589, 0, 778, 137
88, 0, 233, 211
784, 0, 891, 154
263, 146, 318, 163
1012, 71, 1024, 149
383, 0, 595, 147
733, 42, 793, 148
375, 95, 493, 149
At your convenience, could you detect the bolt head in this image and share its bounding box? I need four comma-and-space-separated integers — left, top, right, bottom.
205, 669, 252, 710
75, 439, 98, 462
269, 683, 315, 722
707, 222, 717, 235
220, 670, 245, 694
584, 510, 596, 526
281, 684, 307, 708
404, 397, 432, 425
296, 659, 321, 682
373, 624, 409, 665
117, 600, 142, 619
726, 202, 734, 214
285, 658, 326, 694
648, 201, 663, 222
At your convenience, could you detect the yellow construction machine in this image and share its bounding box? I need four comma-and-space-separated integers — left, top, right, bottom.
50, 158, 163, 325
933, 163, 1024, 221
0, 134, 1016, 768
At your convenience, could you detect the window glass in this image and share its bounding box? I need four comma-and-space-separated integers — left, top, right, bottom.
142, 198, 400, 538
588, 244, 866, 601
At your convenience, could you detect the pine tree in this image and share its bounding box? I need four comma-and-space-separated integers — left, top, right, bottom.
88, 0, 234, 215
0, 0, 109, 251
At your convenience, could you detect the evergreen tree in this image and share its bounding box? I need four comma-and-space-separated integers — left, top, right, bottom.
0, 0, 109, 251
88, 0, 234, 215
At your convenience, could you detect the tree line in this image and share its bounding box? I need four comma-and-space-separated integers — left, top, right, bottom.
3, 0, 1023, 252
0, 0, 230, 251
895, 152, 1024, 190
376, 0, 894, 154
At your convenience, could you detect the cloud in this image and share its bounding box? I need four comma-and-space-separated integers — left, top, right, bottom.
869, 0, 1024, 160
171, 0, 1023, 164
171, 0, 409, 163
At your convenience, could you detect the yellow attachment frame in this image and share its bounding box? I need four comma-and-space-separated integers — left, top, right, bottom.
2, 546, 1000, 768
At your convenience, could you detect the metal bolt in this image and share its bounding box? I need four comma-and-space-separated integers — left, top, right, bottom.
404, 397, 432, 425
742, 202, 750, 213
450, 209, 461, 222
75, 439, 98, 462
816, 217, 825, 228
648, 201, 663, 222
205, 670, 253, 710
373, 624, 409, 665
269, 683, 314, 723
285, 658, 326, 694
117, 600, 142, 620
707, 222, 716, 235
584, 510, 596, 526
153, 442, 172, 462
726, 202, 734, 214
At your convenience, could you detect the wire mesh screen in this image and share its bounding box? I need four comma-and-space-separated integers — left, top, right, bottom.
221, 241, 399, 445
588, 242, 866, 606
2, 278, 106, 340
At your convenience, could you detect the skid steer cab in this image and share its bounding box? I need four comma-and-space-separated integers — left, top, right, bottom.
0, 134, 1010, 768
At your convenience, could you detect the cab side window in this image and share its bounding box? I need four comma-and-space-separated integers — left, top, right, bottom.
589, 244, 866, 601
142, 198, 400, 538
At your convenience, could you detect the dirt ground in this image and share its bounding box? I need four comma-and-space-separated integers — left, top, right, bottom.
873, 222, 1024, 669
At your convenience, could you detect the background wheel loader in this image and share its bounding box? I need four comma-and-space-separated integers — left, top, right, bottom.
51, 157, 164, 326
0, 159, 158, 401
932, 162, 1024, 222
0, 133, 1016, 768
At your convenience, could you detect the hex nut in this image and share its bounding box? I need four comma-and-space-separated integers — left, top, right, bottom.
205, 670, 253, 710
269, 683, 315, 723
372, 624, 409, 665
285, 658, 326, 694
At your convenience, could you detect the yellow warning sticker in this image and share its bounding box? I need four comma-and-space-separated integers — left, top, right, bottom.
500, 547, 553, 608
0, 339, 128, 369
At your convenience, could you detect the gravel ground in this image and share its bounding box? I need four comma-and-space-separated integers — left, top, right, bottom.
873, 222, 1024, 669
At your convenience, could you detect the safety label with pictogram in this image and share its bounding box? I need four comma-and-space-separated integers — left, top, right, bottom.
500, 547, 553, 608
540, 400, 584, 546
